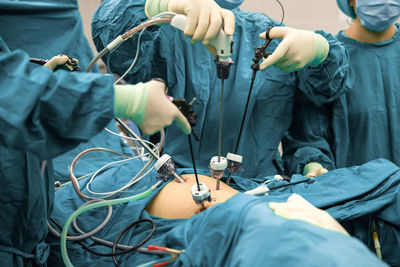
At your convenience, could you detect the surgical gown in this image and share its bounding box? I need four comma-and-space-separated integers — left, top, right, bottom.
283, 24, 400, 174
92, 0, 350, 178
282, 24, 400, 267
0, 1, 116, 264
1, 0, 136, 185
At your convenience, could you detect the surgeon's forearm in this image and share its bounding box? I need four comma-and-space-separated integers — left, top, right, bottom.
296, 31, 350, 105
0, 50, 114, 158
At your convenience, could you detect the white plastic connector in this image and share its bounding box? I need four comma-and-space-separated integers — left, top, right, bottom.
106, 35, 124, 51
191, 182, 210, 203
170, 14, 187, 32
244, 185, 270, 195
209, 156, 228, 171
208, 29, 233, 60
226, 152, 243, 163
154, 154, 171, 171
170, 14, 233, 60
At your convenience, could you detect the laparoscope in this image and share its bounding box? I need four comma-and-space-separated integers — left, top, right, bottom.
169, 14, 235, 205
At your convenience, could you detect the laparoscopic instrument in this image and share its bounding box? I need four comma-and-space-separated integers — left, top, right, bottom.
170, 14, 235, 190
245, 176, 311, 196
226, 26, 274, 185
30, 55, 81, 72
169, 94, 212, 208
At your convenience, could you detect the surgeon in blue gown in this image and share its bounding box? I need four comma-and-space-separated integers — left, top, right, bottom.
0, 0, 193, 265
92, 0, 350, 179
0, 0, 139, 184
282, 0, 400, 265
283, 0, 400, 176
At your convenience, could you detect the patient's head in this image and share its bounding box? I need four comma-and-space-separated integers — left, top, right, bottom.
145, 174, 239, 219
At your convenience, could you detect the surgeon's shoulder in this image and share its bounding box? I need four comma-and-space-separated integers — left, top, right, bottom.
93, 0, 146, 23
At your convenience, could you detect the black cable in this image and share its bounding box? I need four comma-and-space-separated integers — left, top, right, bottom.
50, 217, 156, 259
262, 0, 285, 26
232, 27, 273, 155
233, 78, 256, 155
112, 219, 156, 267
226, 71, 258, 185
188, 134, 201, 191
275, 0, 285, 25
268, 178, 310, 191
50, 217, 115, 257
30, 58, 47, 65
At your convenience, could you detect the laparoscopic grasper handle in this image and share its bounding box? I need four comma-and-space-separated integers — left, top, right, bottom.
170, 14, 233, 61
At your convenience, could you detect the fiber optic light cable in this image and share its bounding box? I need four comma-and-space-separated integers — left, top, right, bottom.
114, 28, 146, 84
69, 147, 154, 200
60, 180, 162, 267
115, 118, 185, 183
48, 199, 113, 241
86, 16, 173, 72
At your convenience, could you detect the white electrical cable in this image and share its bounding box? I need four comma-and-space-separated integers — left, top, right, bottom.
80, 126, 162, 198
88, 164, 154, 198
85, 156, 143, 195
150, 11, 177, 19
115, 28, 145, 84
85, 162, 156, 197
104, 127, 159, 153
114, 12, 177, 84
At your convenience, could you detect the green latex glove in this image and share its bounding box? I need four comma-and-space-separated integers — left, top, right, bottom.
145, 0, 234, 44
303, 162, 328, 177
114, 80, 191, 135
259, 27, 329, 72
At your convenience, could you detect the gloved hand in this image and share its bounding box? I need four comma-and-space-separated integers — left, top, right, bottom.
303, 162, 328, 178
145, 0, 235, 44
269, 193, 349, 235
259, 27, 329, 72
44, 54, 79, 71
114, 79, 191, 135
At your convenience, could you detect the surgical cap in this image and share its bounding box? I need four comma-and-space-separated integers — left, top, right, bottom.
336, 0, 356, 18
215, 0, 244, 10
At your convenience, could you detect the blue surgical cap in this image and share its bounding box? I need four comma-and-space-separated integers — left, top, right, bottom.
215, 0, 244, 10
336, 0, 356, 18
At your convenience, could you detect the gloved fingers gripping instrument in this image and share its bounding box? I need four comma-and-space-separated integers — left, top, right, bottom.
170, 14, 234, 79
30, 55, 82, 72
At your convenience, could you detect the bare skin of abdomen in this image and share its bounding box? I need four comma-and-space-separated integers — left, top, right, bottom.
145, 174, 349, 235
145, 174, 239, 219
